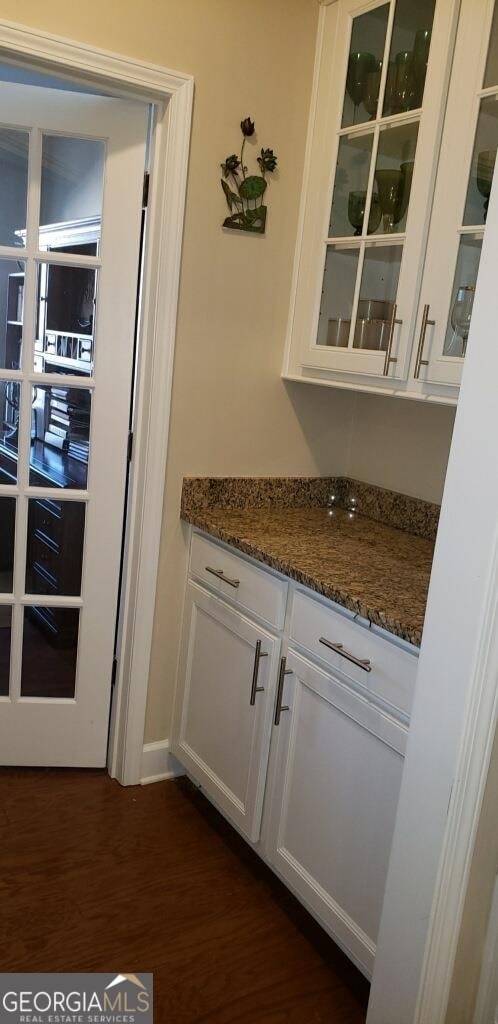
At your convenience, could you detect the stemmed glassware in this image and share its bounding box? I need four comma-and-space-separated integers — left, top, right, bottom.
412, 29, 432, 107
363, 61, 383, 120
477, 150, 496, 223
449, 285, 475, 356
374, 170, 404, 233
347, 191, 381, 235
346, 51, 376, 124
373, 160, 414, 234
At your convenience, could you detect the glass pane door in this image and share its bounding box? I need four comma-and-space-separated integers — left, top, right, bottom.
415, 0, 498, 387
442, 57, 498, 359
0, 81, 147, 766
313, 0, 436, 378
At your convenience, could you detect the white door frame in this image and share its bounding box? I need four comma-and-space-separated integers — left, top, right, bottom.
0, 18, 193, 785
367, 140, 498, 1020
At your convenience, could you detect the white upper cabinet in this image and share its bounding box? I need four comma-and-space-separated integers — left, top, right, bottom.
284, 0, 495, 402
413, 0, 498, 387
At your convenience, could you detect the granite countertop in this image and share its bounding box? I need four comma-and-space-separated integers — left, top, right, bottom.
181, 477, 438, 648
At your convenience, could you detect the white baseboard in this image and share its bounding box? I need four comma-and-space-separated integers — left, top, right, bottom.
140, 740, 184, 785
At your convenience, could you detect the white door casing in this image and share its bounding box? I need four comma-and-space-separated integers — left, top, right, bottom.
0, 82, 147, 766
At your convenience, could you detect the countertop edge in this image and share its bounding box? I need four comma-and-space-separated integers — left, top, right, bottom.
182, 512, 423, 648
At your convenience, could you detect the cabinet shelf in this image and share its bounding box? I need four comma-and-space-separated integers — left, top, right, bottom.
41, 354, 92, 375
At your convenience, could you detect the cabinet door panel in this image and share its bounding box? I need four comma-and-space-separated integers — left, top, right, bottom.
413, 0, 495, 387
172, 582, 280, 843
286, 0, 459, 385
266, 651, 406, 976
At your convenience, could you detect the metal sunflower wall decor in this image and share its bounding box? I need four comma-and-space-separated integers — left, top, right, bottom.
220, 118, 278, 234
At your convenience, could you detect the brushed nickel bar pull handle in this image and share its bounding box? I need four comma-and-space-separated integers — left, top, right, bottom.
274, 656, 292, 726
205, 566, 240, 589
319, 637, 372, 673
250, 639, 268, 705
383, 303, 403, 377
414, 303, 435, 379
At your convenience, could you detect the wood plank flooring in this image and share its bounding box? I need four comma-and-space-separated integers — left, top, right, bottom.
0, 769, 369, 1023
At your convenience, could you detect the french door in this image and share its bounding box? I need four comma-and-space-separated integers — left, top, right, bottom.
0, 83, 147, 765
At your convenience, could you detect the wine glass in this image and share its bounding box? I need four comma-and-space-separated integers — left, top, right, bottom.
412, 29, 431, 108
392, 51, 416, 114
383, 62, 397, 116
363, 61, 382, 120
348, 191, 381, 235
375, 170, 404, 233
450, 285, 475, 356
395, 160, 415, 226
477, 149, 496, 223
346, 51, 376, 124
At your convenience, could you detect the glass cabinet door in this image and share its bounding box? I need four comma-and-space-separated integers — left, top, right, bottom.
295, 0, 461, 381
413, 0, 498, 387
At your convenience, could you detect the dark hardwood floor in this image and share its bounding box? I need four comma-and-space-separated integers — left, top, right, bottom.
0, 769, 369, 1023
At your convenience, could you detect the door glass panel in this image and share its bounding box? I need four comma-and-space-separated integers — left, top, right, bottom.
1, 261, 25, 370
0, 128, 29, 249
341, 5, 389, 128
35, 263, 97, 375
383, 0, 436, 116
0, 380, 20, 470
484, 3, 498, 89
30, 385, 91, 489
39, 136, 104, 254
0, 497, 15, 592
370, 121, 419, 234
463, 97, 498, 226
353, 244, 402, 350
21, 607, 79, 698
0, 605, 11, 696
329, 132, 375, 237
443, 235, 483, 357
317, 246, 359, 347
26, 499, 85, 597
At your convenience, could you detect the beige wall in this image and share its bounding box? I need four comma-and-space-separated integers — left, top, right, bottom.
0, 0, 455, 743
348, 393, 455, 504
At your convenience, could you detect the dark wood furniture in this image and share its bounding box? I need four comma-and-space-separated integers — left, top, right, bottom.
0, 221, 96, 655
5, 270, 24, 371
0, 441, 85, 648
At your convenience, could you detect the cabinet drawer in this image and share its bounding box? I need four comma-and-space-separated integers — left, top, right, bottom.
290, 589, 417, 720
189, 532, 287, 629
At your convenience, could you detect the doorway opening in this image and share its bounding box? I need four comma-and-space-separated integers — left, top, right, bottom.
0, 62, 153, 766
0, 20, 192, 784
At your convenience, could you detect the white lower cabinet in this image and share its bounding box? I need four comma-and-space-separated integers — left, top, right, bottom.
172, 533, 415, 977
172, 581, 281, 843
265, 649, 407, 976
